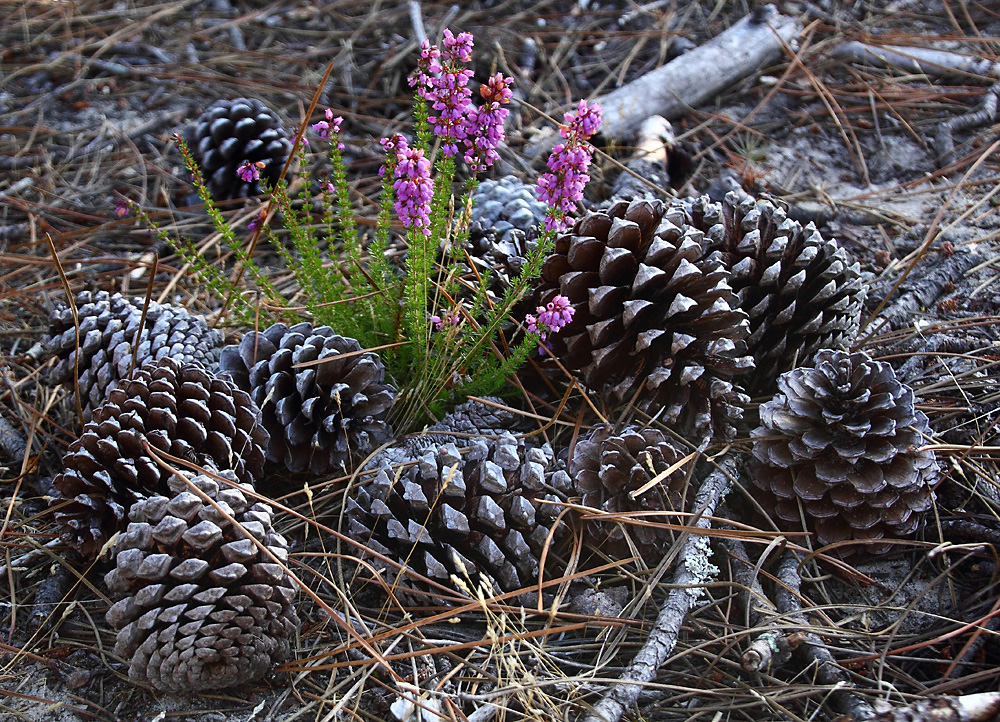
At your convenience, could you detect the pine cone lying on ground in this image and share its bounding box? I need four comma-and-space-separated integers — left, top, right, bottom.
527, 198, 754, 446
346, 433, 570, 598
182, 97, 292, 201
105, 470, 299, 692
52, 357, 268, 560
45, 290, 223, 419
469, 175, 549, 244
569, 424, 691, 559
219, 322, 395, 477
695, 192, 865, 393
749, 349, 939, 555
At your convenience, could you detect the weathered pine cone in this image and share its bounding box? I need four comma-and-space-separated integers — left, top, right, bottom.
529, 198, 754, 446
346, 433, 570, 597
469, 176, 549, 244
52, 357, 268, 560
695, 192, 866, 393
45, 290, 223, 419
749, 349, 939, 554
182, 97, 292, 201
219, 322, 395, 477
105, 470, 299, 692
569, 425, 690, 558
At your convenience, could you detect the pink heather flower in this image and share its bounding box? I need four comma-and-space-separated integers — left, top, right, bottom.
537, 99, 603, 232
248, 211, 265, 233
464, 73, 513, 173
312, 108, 345, 150
527, 294, 574, 342
237, 160, 263, 183
384, 135, 433, 237
410, 29, 475, 157
563, 99, 603, 141
431, 310, 461, 330
114, 199, 130, 218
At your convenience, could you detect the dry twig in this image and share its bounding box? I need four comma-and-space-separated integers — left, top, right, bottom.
579, 455, 736, 722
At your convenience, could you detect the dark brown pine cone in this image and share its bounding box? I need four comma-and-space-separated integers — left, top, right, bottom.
569, 425, 691, 558
749, 349, 939, 555
218, 322, 395, 477
694, 192, 866, 393
105, 470, 299, 692
52, 358, 268, 560
528, 198, 754, 446
45, 290, 223, 419
345, 433, 570, 598
182, 97, 292, 201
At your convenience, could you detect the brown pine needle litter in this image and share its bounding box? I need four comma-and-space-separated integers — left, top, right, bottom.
3, 1, 1000, 721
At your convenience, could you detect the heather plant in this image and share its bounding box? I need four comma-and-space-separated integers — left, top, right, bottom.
155, 28, 600, 432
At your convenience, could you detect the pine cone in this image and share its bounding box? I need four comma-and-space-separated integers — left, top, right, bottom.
219, 322, 395, 477
52, 358, 268, 560
182, 97, 292, 201
104, 470, 299, 692
696, 192, 866, 393
469, 176, 549, 244
45, 290, 223, 419
346, 433, 570, 597
749, 349, 939, 555
569, 425, 690, 558
528, 198, 754, 446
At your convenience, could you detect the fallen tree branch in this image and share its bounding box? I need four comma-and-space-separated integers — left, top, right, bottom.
832, 42, 1000, 79
719, 537, 795, 674
869, 693, 1000, 722
775, 553, 876, 721
935, 80, 1000, 168
863, 249, 982, 335
597, 5, 801, 140
579, 456, 736, 722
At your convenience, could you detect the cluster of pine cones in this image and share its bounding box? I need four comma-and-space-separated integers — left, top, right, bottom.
33, 94, 942, 695
44, 290, 396, 691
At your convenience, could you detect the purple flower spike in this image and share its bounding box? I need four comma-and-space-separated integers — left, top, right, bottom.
464, 73, 514, 173
537, 100, 603, 231
385, 135, 433, 237
410, 29, 476, 157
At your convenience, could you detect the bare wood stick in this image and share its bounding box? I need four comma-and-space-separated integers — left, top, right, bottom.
935, 80, 1000, 168
775, 553, 876, 721
596, 6, 801, 140
833, 42, 1000, 80
869, 693, 1000, 722
862, 249, 982, 335
579, 456, 736, 722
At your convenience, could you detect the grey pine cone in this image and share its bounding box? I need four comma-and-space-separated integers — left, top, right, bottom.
528, 197, 754, 446
52, 357, 268, 560
469, 176, 549, 244
750, 349, 939, 555
182, 97, 292, 201
569, 425, 690, 558
45, 290, 223, 419
219, 322, 395, 476
104, 470, 299, 692
346, 433, 570, 597
696, 192, 866, 393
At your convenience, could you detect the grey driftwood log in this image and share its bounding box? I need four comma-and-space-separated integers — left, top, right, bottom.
596, 5, 801, 140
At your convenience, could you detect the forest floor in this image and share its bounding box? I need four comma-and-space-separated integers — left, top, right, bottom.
2, 1, 1000, 721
